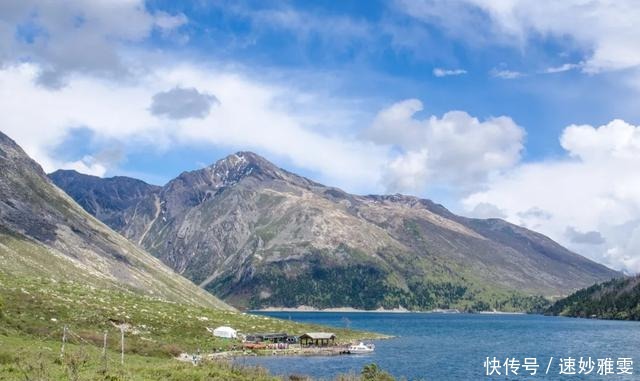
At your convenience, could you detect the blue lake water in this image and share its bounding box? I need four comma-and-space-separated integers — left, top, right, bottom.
235, 312, 640, 380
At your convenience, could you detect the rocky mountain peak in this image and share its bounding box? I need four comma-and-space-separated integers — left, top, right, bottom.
158, 151, 291, 216
0, 131, 44, 175
204, 151, 281, 186
166, 151, 294, 196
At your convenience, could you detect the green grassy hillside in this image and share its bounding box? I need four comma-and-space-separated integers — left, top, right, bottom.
0, 335, 279, 381
0, 272, 386, 380
0, 130, 229, 310
0, 131, 389, 380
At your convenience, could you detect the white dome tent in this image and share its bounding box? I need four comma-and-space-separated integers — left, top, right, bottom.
211, 326, 237, 339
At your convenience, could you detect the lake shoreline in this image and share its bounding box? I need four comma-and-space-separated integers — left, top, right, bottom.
252, 306, 528, 314
230, 312, 637, 380
178, 345, 362, 362
253, 306, 411, 313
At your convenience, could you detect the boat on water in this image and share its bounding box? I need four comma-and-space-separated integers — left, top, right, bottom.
347, 342, 375, 354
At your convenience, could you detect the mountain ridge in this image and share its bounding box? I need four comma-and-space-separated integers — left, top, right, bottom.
50, 151, 621, 311
0, 130, 232, 310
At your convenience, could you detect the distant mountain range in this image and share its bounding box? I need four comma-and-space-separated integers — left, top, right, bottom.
50, 151, 621, 311
0, 131, 231, 310
547, 275, 639, 320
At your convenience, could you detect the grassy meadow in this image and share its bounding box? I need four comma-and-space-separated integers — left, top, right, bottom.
0, 273, 390, 380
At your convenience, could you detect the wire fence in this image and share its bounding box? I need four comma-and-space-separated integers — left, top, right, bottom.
7, 322, 132, 380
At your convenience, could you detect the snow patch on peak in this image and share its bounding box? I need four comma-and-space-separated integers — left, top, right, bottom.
227, 153, 248, 167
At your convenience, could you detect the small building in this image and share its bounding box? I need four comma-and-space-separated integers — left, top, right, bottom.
299, 332, 336, 347
245, 332, 293, 343
262, 333, 289, 343
211, 326, 237, 339
244, 334, 262, 343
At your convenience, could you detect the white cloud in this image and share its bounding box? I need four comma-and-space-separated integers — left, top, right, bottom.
463, 119, 640, 273
63, 156, 108, 177
154, 11, 188, 31
0, 0, 186, 87
383, 149, 430, 193
4, 0, 637, 277
0, 62, 388, 193
544, 63, 581, 74
230, 4, 373, 52
433, 68, 467, 77
490, 68, 524, 79
561, 119, 640, 161
366, 99, 525, 193
0, 59, 529, 200
467, 202, 507, 219
397, 0, 640, 73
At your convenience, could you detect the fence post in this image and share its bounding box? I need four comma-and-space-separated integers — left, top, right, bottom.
60, 325, 67, 359
102, 330, 108, 371
120, 325, 125, 366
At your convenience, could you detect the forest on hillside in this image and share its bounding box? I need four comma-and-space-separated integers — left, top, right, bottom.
546, 275, 640, 320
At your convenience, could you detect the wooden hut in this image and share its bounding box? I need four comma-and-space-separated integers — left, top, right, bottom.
299, 332, 336, 347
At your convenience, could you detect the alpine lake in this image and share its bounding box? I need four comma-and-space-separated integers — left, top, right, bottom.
235, 312, 640, 380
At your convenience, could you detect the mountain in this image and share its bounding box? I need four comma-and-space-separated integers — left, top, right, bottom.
0, 131, 231, 310
546, 275, 640, 320
50, 152, 621, 311
49, 169, 161, 233
0, 132, 387, 380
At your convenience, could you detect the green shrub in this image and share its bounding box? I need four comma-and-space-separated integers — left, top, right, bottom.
361, 363, 395, 381
0, 351, 15, 365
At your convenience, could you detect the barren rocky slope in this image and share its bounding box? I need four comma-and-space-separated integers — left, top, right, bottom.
0, 131, 231, 310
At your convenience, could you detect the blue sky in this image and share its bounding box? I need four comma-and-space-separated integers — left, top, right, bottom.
2, 0, 640, 272
44, 0, 637, 183
138, 0, 638, 171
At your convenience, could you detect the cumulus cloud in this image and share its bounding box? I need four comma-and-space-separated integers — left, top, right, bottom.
366, 99, 525, 193
383, 149, 430, 193
35, 69, 68, 90
560, 119, 640, 161
463, 119, 640, 273
467, 202, 507, 219
62, 156, 109, 177
565, 227, 606, 245
0, 62, 388, 193
433, 68, 467, 77
0, 59, 529, 200
0, 1, 187, 88
397, 0, 640, 73
150, 87, 220, 119
4, 0, 637, 276
0, 51, 530, 206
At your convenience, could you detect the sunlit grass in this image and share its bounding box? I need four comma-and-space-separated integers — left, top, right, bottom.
0, 273, 385, 360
